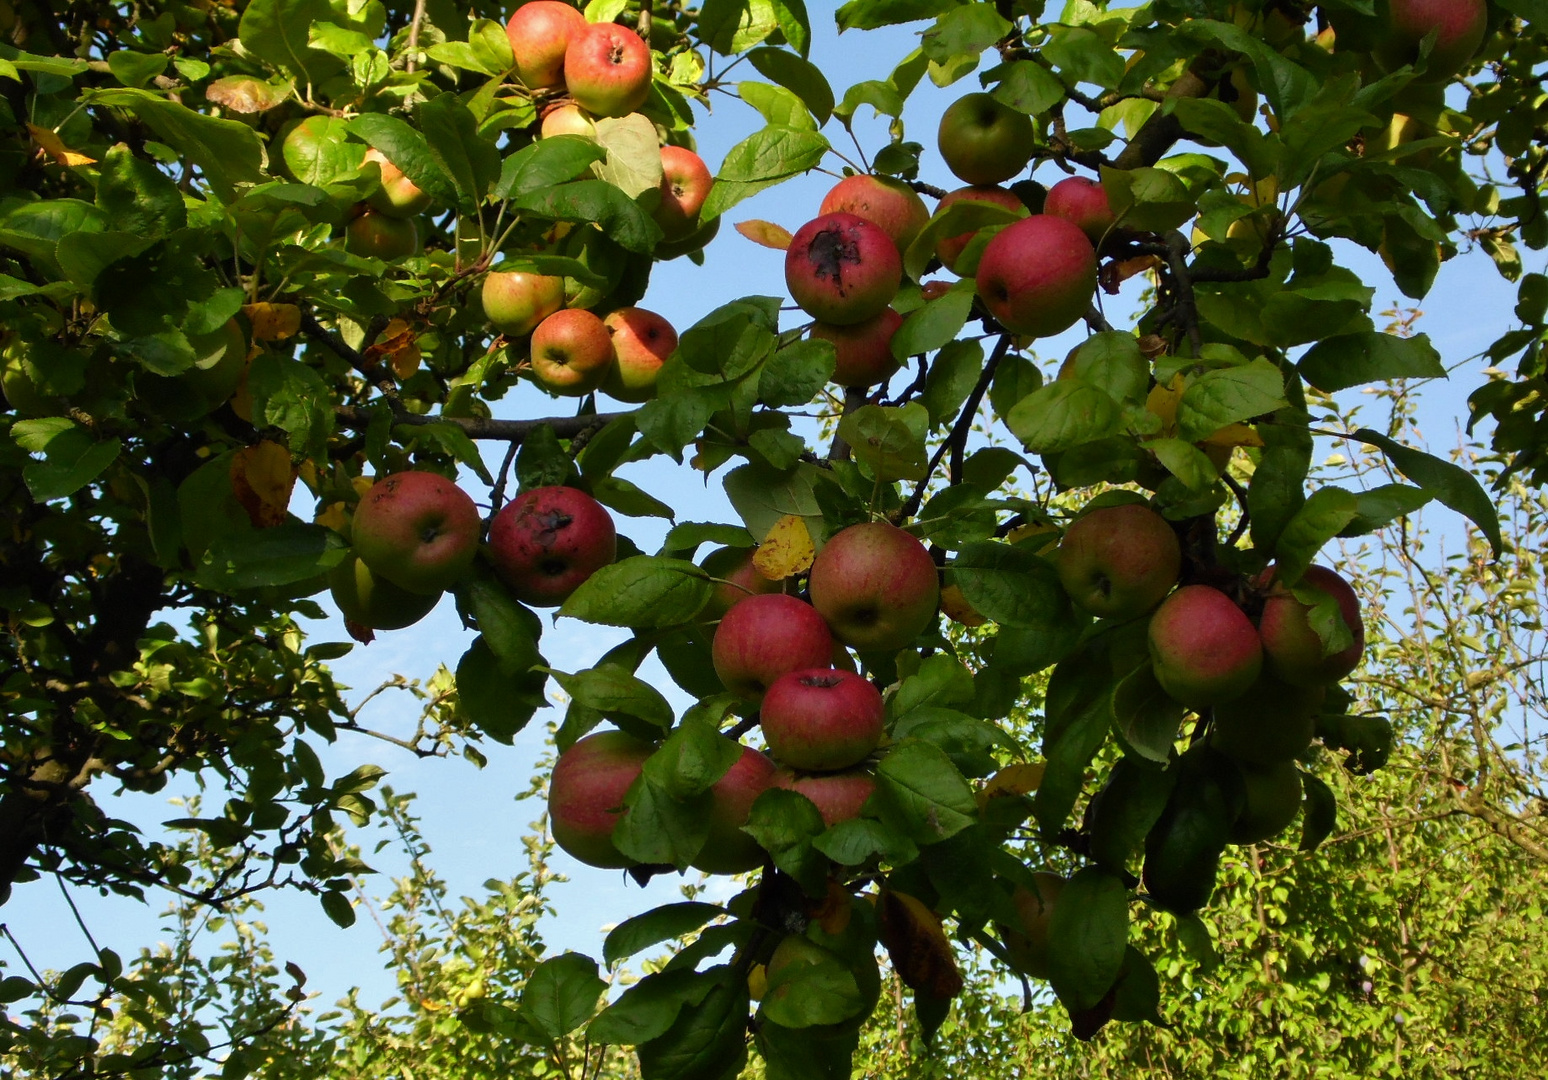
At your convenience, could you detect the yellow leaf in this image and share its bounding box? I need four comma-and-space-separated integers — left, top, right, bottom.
1005, 522, 1059, 555
940, 583, 987, 627
27, 124, 95, 166
747, 964, 768, 1001
1145, 373, 1186, 436
1202, 422, 1264, 449
230, 441, 296, 529
243, 302, 301, 342
734, 219, 793, 250
315, 501, 349, 533
364, 317, 421, 379
977, 763, 1045, 810
753, 515, 814, 580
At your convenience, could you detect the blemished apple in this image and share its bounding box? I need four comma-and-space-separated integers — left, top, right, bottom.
770, 767, 876, 827
351, 471, 482, 595
809, 308, 904, 388
711, 593, 834, 704
548, 729, 654, 868
563, 21, 651, 118
996, 872, 1065, 979
1376, 0, 1487, 79
1148, 584, 1264, 708
934, 185, 1026, 273
345, 209, 417, 260
1257, 564, 1365, 687
937, 92, 1034, 186
784, 212, 903, 326
1043, 176, 1116, 246
691, 745, 776, 874
363, 147, 432, 218
808, 521, 939, 653
506, 0, 587, 90
540, 103, 597, 139
328, 554, 440, 631
529, 308, 614, 396
488, 484, 617, 606
975, 214, 1098, 338
655, 145, 714, 240
601, 306, 677, 403
1210, 671, 1324, 765
819, 174, 931, 254
760, 668, 884, 772
699, 545, 783, 619
1056, 502, 1181, 620
482, 270, 564, 337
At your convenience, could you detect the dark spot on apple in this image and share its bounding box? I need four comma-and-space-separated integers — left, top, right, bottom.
806, 226, 862, 292
540, 557, 569, 577
990, 282, 1010, 303
850, 605, 879, 626
527, 508, 575, 547
799, 672, 845, 689
420, 524, 442, 544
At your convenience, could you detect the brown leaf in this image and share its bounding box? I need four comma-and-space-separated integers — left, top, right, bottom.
230, 441, 296, 529
243, 302, 301, 342
363, 318, 421, 379
1100, 254, 1162, 295
734, 219, 793, 250
344, 618, 376, 645
753, 515, 815, 580
877, 889, 964, 999
939, 583, 986, 627
1137, 334, 1169, 359
811, 880, 853, 937
206, 75, 288, 114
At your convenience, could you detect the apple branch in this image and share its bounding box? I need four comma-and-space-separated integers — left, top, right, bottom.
900, 335, 1012, 520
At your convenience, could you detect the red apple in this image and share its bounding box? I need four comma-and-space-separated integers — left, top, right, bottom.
760, 668, 884, 772
488, 484, 617, 606
507, 0, 587, 89
809, 308, 904, 388
770, 767, 876, 827
540, 103, 597, 139
482, 270, 564, 337
819, 174, 931, 255
563, 22, 651, 118
1376, 0, 1487, 79
784, 212, 903, 326
328, 554, 441, 631
350, 471, 482, 595
1148, 584, 1264, 708
711, 593, 834, 704
1257, 564, 1364, 687
937, 92, 1034, 186
808, 521, 939, 653
997, 872, 1065, 979
934, 185, 1026, 273
656, 145, 714, 240
601, 306, 677, 403
691, 745, 776, 874
699, 545, 783, 619
529, 308, 613, 396
345, 209, 417, 260
363, 147, 431, 218
1056, 502, 1181, 620
975, 214, 1098, 338
548, 729, 654, 868
1043, 176, 1115, 246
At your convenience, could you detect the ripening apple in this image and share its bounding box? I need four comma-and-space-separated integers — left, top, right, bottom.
711, 593, 834, 704
691, 745, 776, 874
699, 545, 783, 620
808, 521, 939, 653
1210, 671, 1324, 765
364, 147, 432, 218
540, 103, 597, 140
1043, 176, 1116, 247
329, 554, 441, 631
934, 185, 1026, 273
563, 22, 652, 118
180, 319, 250, 408
601, 306, 676, 404
1056, 502, 1181, 620
345, 209, 417, 260
548, 729, 654, 868
1375, 0, 1488, 80
809, 308, 903, 388
1148, 584, 1264, 708
488, 484, 617, 606
482, 270, 564, 337
937, 93, 1034, 186
996, 872, 1065, 979
760, 668, 884, 772
975, 214, 1098, 338
506, 0, 587, 89
351, 471, 482, 595
529, 308, 614, 396
1257, 564, 1365, 687
770, 767, 876, 827
1227, 758, 1303, 844
784, 212, 903, 326
819, 174, 931, 255
655, 145, 714, 240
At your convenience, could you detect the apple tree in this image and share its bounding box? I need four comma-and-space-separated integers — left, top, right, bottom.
0, 0, 1540, 1075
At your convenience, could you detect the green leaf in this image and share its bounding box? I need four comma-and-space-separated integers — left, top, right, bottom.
762, 951, 864, 1028
12, 420, 121, 502
1110, 665, 1185, 765
604, 903, 726, 969
1043, 25, 1124, 90
494, 136, 608, 199
1102, 166, 1196, 232
247, 354, 334, 456
590, 969, 711, 1047
989, 59, 1067, 116
520, 953, 607, 1042
740, 81, 819, 131
642, 717, 743, 800
613, 777, 714, 868
760, 338, 836, 407
1298, 333, 1447, 393
1006, 380, 1122, 454
515, 179, 662, 253
636, 967, 750, 1080
416, 94, 501, 209
557, 556, 713, 628
701, 126, 830, 219
1147, 438, 1219, 491
835, 0, 959, 32
722, 461, 830, 541
1047, 867, 1129, 1013
891, 282, 976, 357
1299, 772, 1337, 852
948, 541, 1069, 628
920, 339, 983, 427
1339, 483, 1432, 536
106, 50, 168, 88
743, 788, 829, 896
903, 201, 1023, 283
86, 89, 265, 201
238, 0, 342, 84
455, 637, 548, 744
1064, 332, 1149, 406
1274, 487, 1359, 584
920, 5, 1011, 66
320, 890, 355, 928
1353, 429, 1502, 556
458, 574, 543, 673
836, 403, 929, 482
549, 665, 674, 730
748, 48, 835, 124
196, 523, 347, 591
873, 740, 977, 845
348, 113, 457, 204
1175, 359, 1288, 442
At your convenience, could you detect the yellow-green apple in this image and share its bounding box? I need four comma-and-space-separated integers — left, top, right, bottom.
1227, 758, 1302, 844
1148, 584, 1263, 708
1043, 176, 1115, 247
996, 872, 1064, 979
1056, 502, 1181, 619
548, 729, 654, 868
769, 767, 876, 827
180, 319, 250, 408
1209, 671, 1324, 764
808, 521, 939, 652
810, 308, 903, 388
935, 185, 1026, 273
699, 545, 783, 620
351, 471, 482, 594
482, 270, 564, 337
488, 484, 616, 606
507, 0, 587, 89
691, 745, 776, 874
364, 147, 432, 218
975, 214, 1098, 338
529, 308, 613, 396
540, 103, 597, 139
760, 668, 884, 771
711, 593, 834, 704
601, 306, 677, 403
345, 209, 417, 260
937, 92, 1034, 186
1256, 564, 1364, 687
328, 554, 440, 631
563, 21, 651, 118
819, 174, 931, 254
655, 145, 714, 240
784, 212, 903, 326
1375, 0, 1487, 79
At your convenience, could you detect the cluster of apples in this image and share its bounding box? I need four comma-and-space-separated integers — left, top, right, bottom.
547, 520, 942, 873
